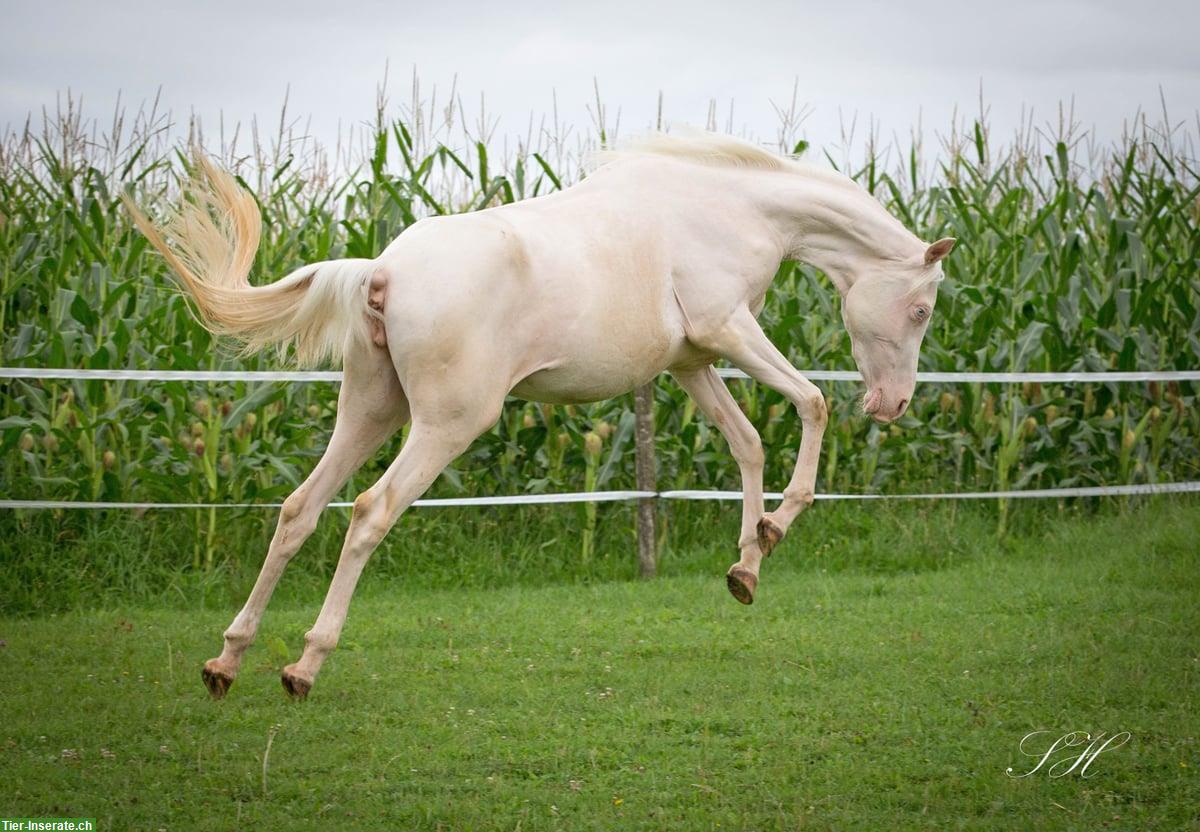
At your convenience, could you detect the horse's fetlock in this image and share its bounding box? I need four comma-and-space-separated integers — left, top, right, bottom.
222, 627, 253, 650
785, 487, 815, 508
304, 629, 336, 655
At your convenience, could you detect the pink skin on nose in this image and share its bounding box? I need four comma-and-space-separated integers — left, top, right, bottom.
862, 388, 883, 415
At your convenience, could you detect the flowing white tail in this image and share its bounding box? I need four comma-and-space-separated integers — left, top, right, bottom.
123, 155, 375, 365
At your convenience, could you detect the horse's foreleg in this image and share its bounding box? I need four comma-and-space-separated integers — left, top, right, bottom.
202, 348, 407, 699
672, 365, 766, 603
703, 308, 827, 600
280, 392, 503, 700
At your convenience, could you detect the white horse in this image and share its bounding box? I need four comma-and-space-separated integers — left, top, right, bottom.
126, 132, 954, 700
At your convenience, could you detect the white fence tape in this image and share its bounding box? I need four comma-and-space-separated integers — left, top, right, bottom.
3, 366, 1196, 512
2, 367, 1198, 384
0, 368, 343, 383
0, 490, 657, 511
714, 368, 1200, 383
2, 481, 1197, 512
661, 481, 1200, 501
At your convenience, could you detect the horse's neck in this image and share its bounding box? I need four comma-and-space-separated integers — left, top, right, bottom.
748, 170, 925, 293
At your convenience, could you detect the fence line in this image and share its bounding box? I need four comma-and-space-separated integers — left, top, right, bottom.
4, 366, 1196, 522
3, 480, 1197, 513
713, 368, 1200, 383
3, 367, 1199, 384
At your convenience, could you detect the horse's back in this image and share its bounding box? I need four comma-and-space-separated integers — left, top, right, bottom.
373, 160, 755, 402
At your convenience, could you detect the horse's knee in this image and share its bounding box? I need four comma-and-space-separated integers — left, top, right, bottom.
737, 430, 765, 469
798, 389, 828, 429
349, 489, 391, 548
277, 492, 318, 551
280, 490, 307, 524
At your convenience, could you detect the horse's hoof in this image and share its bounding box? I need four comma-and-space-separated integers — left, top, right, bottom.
201, 661, 234, 699
726, 566, 758, 605
280, 666, 312, 701
757, 516, 784, 558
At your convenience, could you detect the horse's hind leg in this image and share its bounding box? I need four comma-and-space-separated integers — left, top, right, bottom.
279, 372, 506, 700
672, 365, 766, 603
201, 345, 407, 699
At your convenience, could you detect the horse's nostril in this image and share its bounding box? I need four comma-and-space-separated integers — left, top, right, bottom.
897, 398, 909, 416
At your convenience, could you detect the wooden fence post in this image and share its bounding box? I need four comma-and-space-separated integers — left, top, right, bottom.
633, 382, 657, 578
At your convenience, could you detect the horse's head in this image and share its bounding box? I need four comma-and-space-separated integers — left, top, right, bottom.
841, 237, 955, 423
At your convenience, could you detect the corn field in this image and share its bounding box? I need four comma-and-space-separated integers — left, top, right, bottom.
2, 91, 1198, 542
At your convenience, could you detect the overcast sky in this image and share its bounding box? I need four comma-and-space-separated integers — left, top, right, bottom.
3, 0, 1197, 161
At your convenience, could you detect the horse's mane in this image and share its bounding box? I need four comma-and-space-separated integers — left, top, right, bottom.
589, 129, 862, 195
591, 129, 934, 269
592, 130, 790, 172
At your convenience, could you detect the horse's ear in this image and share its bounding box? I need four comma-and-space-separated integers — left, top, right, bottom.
924, 237, 956, 265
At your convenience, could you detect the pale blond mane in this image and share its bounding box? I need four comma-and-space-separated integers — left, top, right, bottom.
590, 130, 870, 200
594, 130, 938, 288
594, 130, 791, 172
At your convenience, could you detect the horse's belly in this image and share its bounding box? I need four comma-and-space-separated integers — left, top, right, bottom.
510, 332, 683, 404
510, 369, 629, 404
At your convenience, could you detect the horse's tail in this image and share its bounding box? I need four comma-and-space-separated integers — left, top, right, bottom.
122, 154, 376, 365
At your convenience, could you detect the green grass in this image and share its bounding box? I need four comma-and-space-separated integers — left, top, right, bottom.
2, 500, 1198, 830
0, 498, 1064, 616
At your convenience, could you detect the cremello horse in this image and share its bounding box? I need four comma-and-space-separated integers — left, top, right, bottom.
126, 132, 954, 700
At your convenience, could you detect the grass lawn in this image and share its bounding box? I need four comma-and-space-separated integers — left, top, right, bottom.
2, 500, 1198, 830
